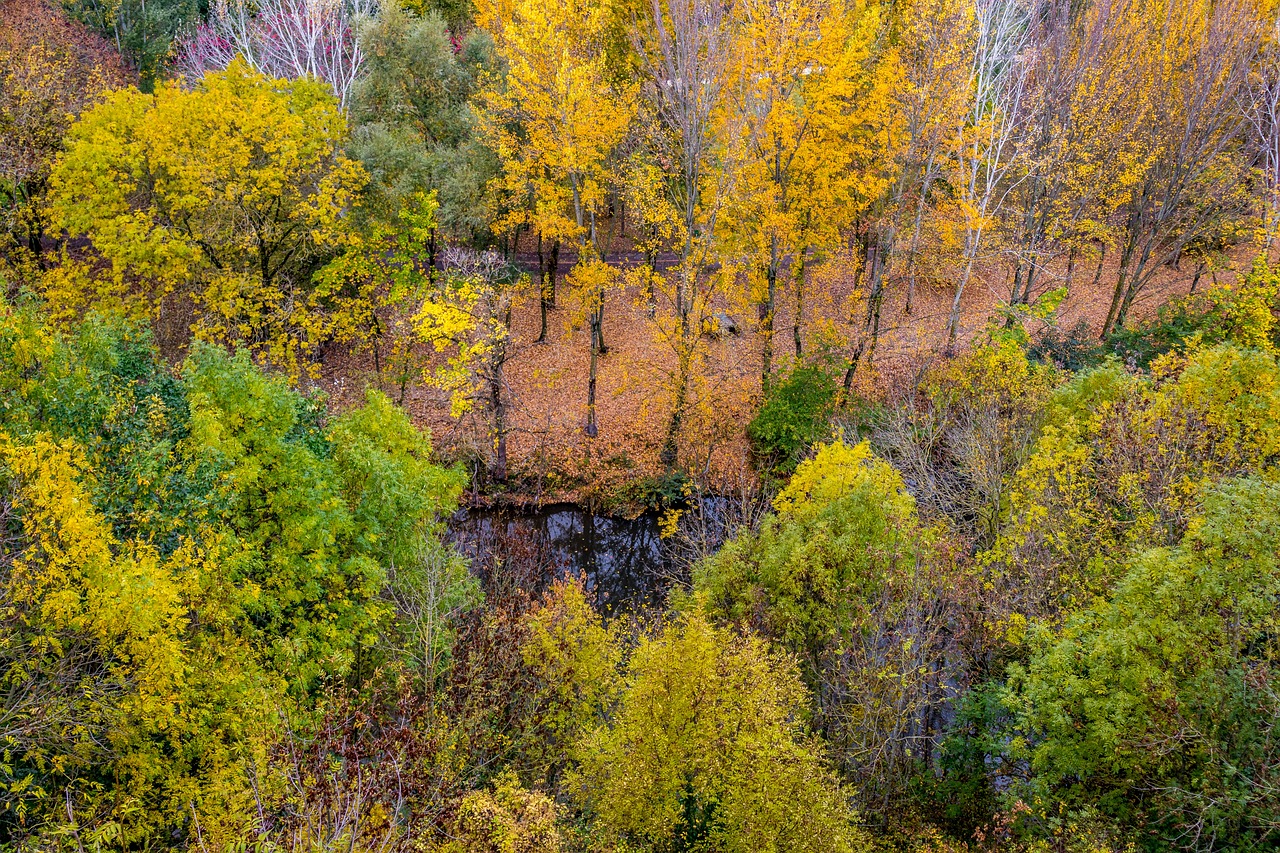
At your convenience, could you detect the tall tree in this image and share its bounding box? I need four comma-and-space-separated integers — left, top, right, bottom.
720, 0, 885, 392
633, 0, 733, 467
943, 0, 1040, 355
1245, 18, 1280, 250
348, 1, 496, 247
1100, 0, 1266, 337
842, 0, 970, 391
45, 61, 370, 374
478, 0, 635, 441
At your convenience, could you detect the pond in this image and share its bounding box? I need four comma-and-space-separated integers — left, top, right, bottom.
448, 499, 737, 615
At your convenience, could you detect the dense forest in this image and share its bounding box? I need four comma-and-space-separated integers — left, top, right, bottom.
2, 0, 1280, 850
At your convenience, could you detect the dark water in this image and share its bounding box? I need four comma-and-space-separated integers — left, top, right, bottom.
447, 500, 733, 615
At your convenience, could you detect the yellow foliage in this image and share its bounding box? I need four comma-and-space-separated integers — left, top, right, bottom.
45, 60, 369, 377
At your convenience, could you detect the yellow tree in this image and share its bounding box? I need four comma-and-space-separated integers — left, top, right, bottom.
843, 0, 970, 393
719, 0, 887, 392
1001, 0, 1152, 313
416, 245, 524, 484
890, 0, 971, 318
1101, 0, 1267, 337
45, 60, 368, 374
478, 0, 635, 440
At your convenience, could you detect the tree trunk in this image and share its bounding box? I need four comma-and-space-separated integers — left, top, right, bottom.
944, 253, 976, 357
793, 247, 807, 358
1101, 234, 1137, 339
490, 362, 507, 482
760, 264, 777, 394
548, 240, 560, 308
586, 307, 600, 439
536, 234, 548, 343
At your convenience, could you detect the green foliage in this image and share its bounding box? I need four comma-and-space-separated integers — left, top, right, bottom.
1108, 255, 1279, 369
698, 440, 920, 682
695, 440, 954, 818
0, 303, 465, 845
746, 364, 839, 474
1010, 476, 1280, 850
1029, 318, 1105, 372
575, 609, 866, 853
912, 682, 1011, 840
986, 343, 1280, 639
63, 0, 198, 89
350, 1, 497, 241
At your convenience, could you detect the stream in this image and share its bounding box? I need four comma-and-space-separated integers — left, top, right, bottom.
448, 499, 735, 615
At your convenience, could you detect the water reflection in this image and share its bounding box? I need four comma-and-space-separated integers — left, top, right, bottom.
448, 501, 732, 615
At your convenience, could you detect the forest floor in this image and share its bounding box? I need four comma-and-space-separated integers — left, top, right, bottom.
322, 234, 1257, 505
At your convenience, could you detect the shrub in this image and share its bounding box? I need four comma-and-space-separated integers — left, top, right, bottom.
1107, 255, 1279, 368
747, 364, 839, 474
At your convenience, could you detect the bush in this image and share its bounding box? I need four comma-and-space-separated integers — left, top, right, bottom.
1107, 255, 1279, 368
747, 364, 839, 474
1029, 318, 1103, 372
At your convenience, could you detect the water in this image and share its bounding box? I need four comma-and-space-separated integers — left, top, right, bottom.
448, 499, 736, 615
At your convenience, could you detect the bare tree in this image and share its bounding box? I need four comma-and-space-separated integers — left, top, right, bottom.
634, 0, 734, 467
943, 0, 1040, 355
175, 0, 376, 110
1243, 18, 1280, 251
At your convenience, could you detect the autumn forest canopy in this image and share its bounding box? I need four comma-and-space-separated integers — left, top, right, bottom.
2, 0, 1280, 850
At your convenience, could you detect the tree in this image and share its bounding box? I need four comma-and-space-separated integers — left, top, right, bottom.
943, 0, 1039, 355
46, 61, 370, 375
719, 0, 884, 391
348, 0, 496, 242
575, 609, 867, 853
175, 0, 376, 110
0, 303, 466, 845
0, 19, 124, 273
65, 0, 197, 88
842, 0, 969, 390
1012, 476, 1280, 849
1099, 0, 1266, 338
478, 0, 635, 441
1245, 18, 1280, 249
415, 246, 526, 483
987, 340, 1280, 639
632, 0, 734, 466
696, 441, 955, 816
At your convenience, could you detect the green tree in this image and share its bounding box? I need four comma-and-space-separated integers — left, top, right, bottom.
696, 440, 954, 817
350, 0, 497, 248
1011, 476, 1280, 850
0, 302, 467, 844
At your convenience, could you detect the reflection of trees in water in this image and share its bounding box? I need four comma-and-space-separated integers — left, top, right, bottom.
448, 505, 672, 615
448, 499, 747, 616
